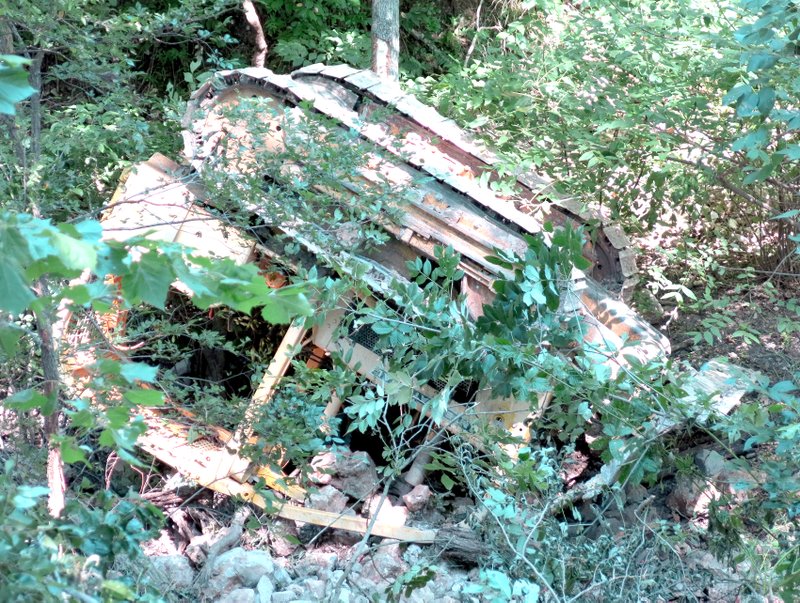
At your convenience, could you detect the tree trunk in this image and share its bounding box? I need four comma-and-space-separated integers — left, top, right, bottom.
242, 0, 267, 68
35, 295, 66, 518
371, 0, 399, 81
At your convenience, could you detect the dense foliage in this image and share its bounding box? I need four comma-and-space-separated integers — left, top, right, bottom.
1, 0, 800, 601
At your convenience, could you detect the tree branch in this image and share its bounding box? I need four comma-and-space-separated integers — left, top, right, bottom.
242, 1, 267, 68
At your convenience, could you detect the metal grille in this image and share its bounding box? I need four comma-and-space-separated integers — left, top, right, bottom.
350, 323, 381, 351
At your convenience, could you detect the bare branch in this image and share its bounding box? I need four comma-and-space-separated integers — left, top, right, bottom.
242, 0, 267, 68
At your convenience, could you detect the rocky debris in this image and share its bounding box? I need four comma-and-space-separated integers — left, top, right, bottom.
295, 549, 339, 578
665, 475, 721, 517
295, 486, 361, 546
148, 555, 195, 591
402, 484, 432, 512
309, 450, 336, 485
307, 485, 349, 514
450, 497, 476, 523
718, 467, 761, 502
330, 450, 379, 500
624, 482, 649, 505
256, 575, 274, 601
137, 537, 521, 603
207, 547, 276, 599
666, 475, 702, 516
186, 532, 215, 566
685, 550, 746, 601
218, 588, 256, 603
365, 494, 409, 527
309, 448, 381, 501
299, 577, 327, 599
695, 449, 725, 477
269, 520, 301, 557
357, 542, 408, 587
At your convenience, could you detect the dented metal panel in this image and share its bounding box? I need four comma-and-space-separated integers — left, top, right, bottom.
102, 153, 255, 265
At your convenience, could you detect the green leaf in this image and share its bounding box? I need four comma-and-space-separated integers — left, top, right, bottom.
101, 580, 137, 599
0, 57, 35, 115
777, 145, 800, 161
121, 250, 175, 309
260, 284, 313, 324
50, 229, 98, 272
0, 323, 24, 358
440, 473, 455, 490
0, 262, 34, 314
736, 91, 760, 117
119, 362, 159, 384
106, 405, 131, 428
5, 389, 48, 411
769, 380, 797, 403
12, 485, 49, 510
123, 389, 164, 407
757, 87, 776, 117
731, 128, 768, 152
577, 401, 593, 421
747, 52, 778, 72
596, 119, 634, 133
772, 209, 800, 220
60, 438, 90, 465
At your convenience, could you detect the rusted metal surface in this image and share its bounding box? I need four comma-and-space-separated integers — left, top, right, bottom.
82, 66, 718, 516
179, 66, 670, 362
183, 64, 634, 293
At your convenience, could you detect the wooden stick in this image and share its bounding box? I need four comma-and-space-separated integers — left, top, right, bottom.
137, 407, 306, 501
201, 473, 437, 543
219, 321, 308, 480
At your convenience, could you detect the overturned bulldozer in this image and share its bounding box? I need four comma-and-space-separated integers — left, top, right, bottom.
90, 64, 746, 542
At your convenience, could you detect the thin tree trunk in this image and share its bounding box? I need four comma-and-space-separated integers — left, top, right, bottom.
242, 0, 267, 68
33, 281, 66, 518
25, 50, 66, 517
371, 0, 399, 81
29, 50, 43, 162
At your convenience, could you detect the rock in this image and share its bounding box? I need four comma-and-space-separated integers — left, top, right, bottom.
694, 450, 725, 477
269, 520, 300, 557
272, 565, 292, 588
665, 476, 702, 516
585, 516, 624, 540
330, 520, 363, 546
256, 575, 274, 602
308, 485, 349, 514
300, 578, 327, 599
624, 482, 648, 504
297, 523, 324, 545
359, 542, 408, 587
450, 497, 475, 522
309, 449, 379, 500
309, 451, 337, 485
218, 588, 256, 603
208, 547, 276, 598
331, 588, 352, 603
404, 585, 435, 603
631, 288, 665, 324
331, 450, 379, 500
271, 592, 297, 603
402, 484, 431, 512
295, 550, 339, 578
402, 544, 424, 565
665, 476, 720, 517
365, 495, 408, 527
719, 468, 759, 501
186, 532, 215, 566
148, 555, 195, 591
